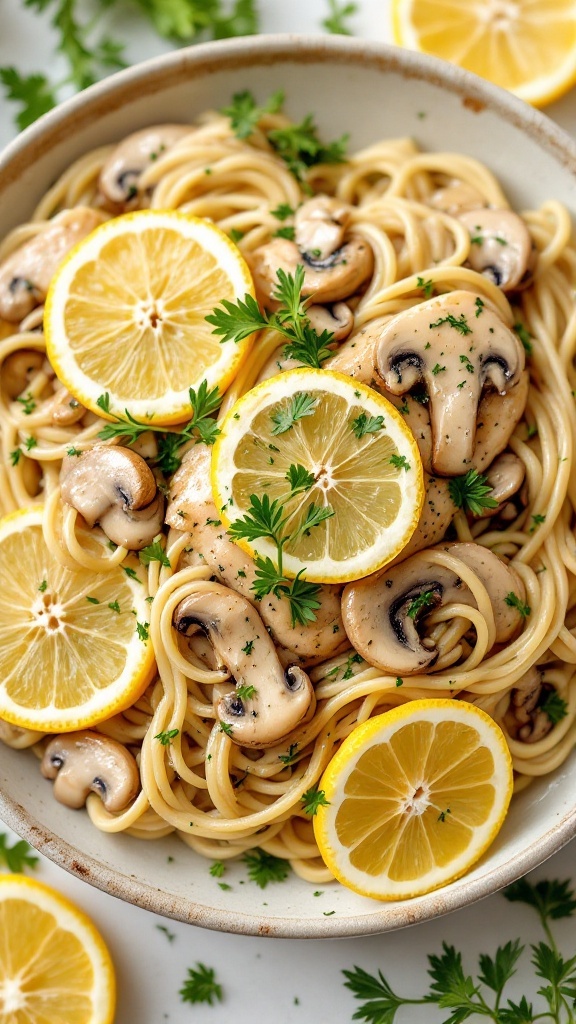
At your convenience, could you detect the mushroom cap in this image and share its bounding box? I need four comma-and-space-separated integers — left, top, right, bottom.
459, 209, 533, 291
60, 444, 163, 549
429, 181, 487, 216
248, 236, 374, 305
40, 730, 140, 811
294, 194, 351, 260
1, 349, 45, 400
173, 583, 315, 747
376, 290, 525, 475
98, 125, 192, 205
341, 541, 526, 676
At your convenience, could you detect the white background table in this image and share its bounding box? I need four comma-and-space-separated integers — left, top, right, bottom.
2, 2, 576, 1021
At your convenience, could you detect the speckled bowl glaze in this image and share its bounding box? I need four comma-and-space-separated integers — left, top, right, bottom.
1, 35, 576, 939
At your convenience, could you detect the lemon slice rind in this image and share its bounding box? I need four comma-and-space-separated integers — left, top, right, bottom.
314, 699, 513, 901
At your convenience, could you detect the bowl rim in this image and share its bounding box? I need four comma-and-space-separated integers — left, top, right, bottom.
2, 32, 576, 939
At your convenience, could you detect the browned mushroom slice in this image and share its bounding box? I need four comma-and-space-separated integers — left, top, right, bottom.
459, 209, 533, 291
98, 125, 192, 206
60, 445, 164, 549
0, 208, 103, 323
376, 290, 525, 476
341, 542, 526, 676
173, 584, 315, 747
249, 236, 374, 305
40, 731, 140, 810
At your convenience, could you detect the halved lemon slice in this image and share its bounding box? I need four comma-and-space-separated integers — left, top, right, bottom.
0, 507, 154, 731
212, 368, 424, 584
0, 874, 115, 1024
392, 0, 576, 107
314, 699, 513, 900
44, 210, 255, 425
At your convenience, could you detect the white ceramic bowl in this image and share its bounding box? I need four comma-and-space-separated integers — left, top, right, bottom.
2, 35, 576, 939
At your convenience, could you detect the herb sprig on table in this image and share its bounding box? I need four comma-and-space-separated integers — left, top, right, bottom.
206, 265, 335, 369
343, 877, 576, 1024
0, 832, 38, 873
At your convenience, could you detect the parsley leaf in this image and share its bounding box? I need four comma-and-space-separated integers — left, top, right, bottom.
268, 116, 348, 183
322, 0, 357, 34
221, 88, 284, 138
504, 592, 531, 618
242, 849, 291, 888
285, 463, 316, 494
429, 312, 473, 336
540, 689, 568, 725
139, 539, 170, 568
351, 413, 385, 438
179, 962, 223, 1006
271, 392, 319, 434
407, 589, 436, 620
0, 833, 39, 873
448, 469, 499, 516
389, 454, 410, 472
154, 728, 179, 745
0, 67, 58, 130
209, 860, 225, 878
301, 786, 330, 815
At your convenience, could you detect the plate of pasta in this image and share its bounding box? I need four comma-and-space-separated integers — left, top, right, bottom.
1, 34, 576, 938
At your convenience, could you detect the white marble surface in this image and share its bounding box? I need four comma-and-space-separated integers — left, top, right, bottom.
3, 2, 576, 1022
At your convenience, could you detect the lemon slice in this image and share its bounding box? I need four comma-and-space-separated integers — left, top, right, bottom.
314, 699, 513, 900
212, 368, 424, 584
44, 210, 255, 425
0, 507, 154, 731
392, 0, 576, 107
0, 874, 115, 1024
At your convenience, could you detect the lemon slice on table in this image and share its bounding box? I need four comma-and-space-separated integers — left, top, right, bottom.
211, 368, 424, 584
392, 0, 576, 107
0, 507, 154, 732
44, 210, 255, 426
0, 874, 115, 1024
314, 699, 513, 901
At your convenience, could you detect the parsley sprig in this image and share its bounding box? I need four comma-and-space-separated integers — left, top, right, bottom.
227, 481, 334, 627
242, 849, 291, 888
448, 469, 499, 517
222, 89, 348, 183
206, 265, 335, 369
2, 0, 258, 130
343, 877, 576, 1024
0, 832, 38, 873
95, 380, 220, 475
179, 962, 223, 1007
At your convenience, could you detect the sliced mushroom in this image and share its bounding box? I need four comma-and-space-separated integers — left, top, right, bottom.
376, 290, 525, 475
342, 541, 526, 676
504, 668, 555, 743
60, 445, 164, 549
0, 719, 44, 749
294, 194, 351, 260
51, 389, 86, 427
459, 209, 533, 291
173, 584, 315, 747
306, 301, 354, 341
249, 195, 373, 305
166, 445, 347, 665
98, 125, 192, 206
388, 474, 457, 565
0, 208, 103, 322
40, 731, 140, 810
2, 349, 44, 399
428, 181, 487, 216
471, 451, 526, 520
